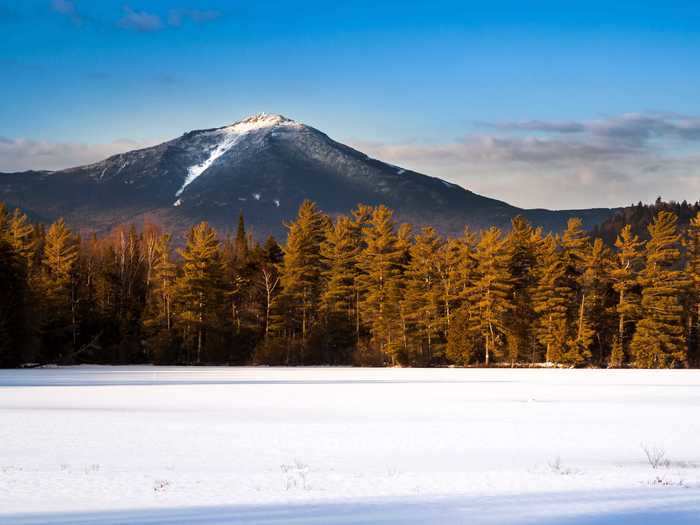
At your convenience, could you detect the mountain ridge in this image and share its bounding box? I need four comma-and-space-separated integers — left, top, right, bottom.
0, 113, 617, 238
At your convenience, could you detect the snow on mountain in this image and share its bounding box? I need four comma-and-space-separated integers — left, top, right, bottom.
0, 113, 617, 238
174, 114, 299, 201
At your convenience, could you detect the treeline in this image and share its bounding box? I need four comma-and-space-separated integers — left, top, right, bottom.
592, 198, 700, 244
1, 200, 700, 369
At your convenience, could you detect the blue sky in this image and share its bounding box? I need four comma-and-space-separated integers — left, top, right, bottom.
1, 0, 700, 208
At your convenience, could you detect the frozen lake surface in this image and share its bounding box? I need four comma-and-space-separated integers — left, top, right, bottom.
1, 366, 699, 524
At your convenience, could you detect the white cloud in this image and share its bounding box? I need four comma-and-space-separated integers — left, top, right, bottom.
351, 113, 700, 209
116, 6, 222, 32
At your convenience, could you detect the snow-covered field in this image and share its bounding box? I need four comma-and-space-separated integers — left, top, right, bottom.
1, 367, 699, 524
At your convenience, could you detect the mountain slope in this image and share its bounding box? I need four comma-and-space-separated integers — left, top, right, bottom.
0, 114, 615, 238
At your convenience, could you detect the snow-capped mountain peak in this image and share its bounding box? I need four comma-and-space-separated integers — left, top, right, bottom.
222, 113, 299, 133
174, 114, 301, 199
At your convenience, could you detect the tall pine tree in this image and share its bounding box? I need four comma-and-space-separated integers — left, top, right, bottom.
357, 205, 404, 365
533, 235, 571, 364
276, 200, 327, 364
402, 227, 443, 365
505, 217, 540, 365
40, 218, 80, 361
610, 225, 643, 367
631, 211, 689, 368
177, 222, 224, 363
472, 227, 512, 366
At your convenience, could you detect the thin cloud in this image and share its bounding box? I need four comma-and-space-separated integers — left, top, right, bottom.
485, 113, 700, 147
117, 6, 163, 32
167, 9, 221, 27
116, 6, 222, 32
51, 0, 82, 24
351, 112, 700, 209
484, 120, 586, 134
589, 113, 700, 146
0, 137, 158, 172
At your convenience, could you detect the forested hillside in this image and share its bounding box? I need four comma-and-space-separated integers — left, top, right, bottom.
1, 199, 699, 369
592, 198, 700, 244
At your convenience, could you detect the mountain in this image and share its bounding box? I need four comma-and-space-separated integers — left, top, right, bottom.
0, 113, 616, 238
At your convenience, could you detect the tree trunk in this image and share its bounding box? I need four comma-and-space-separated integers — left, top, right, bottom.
577, 293, 586, 340
618, 288, 625, 352
197, 293, 204, 364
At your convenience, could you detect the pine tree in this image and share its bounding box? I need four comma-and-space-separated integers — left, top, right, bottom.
609, 225, 643, 367
177, 222, 224, 363
436, 233, 475, 344
0, 237, 30, 367
685, 213, 700, 366
0, 203, 8, 236
223, 213, 254, 338
401, 227, 443, 365
471, 227, 512, 366
588, 239, 614, 358
234, 211, 249, 263
357, 205, 404, 364
630, 211, 689, 367
533, 235, 571, 363
555, 218, 600, 365
40, 218, 80, 360
7, 209, 36, 270
319, 215, 361, 363
446, 305, 479, 365
350, 204, 372, 345
42, 219, 79, 301
566, 238, 611, 366
320, 216, 359, 318
276, 200, 327, 363
561, 218, 589, 277
444, 228, 480, 365
144, 233, 178, 362
505, 216, 540, 365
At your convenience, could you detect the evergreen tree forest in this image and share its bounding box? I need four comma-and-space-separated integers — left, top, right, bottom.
2, 199, 700, 369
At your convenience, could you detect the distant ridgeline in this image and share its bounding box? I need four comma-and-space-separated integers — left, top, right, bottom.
1, 198, 699, 369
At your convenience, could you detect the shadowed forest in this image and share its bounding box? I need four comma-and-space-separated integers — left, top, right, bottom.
1, 199, 700, 369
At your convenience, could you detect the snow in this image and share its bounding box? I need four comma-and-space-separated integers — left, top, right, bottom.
1, 367, 700, 524
173, 114, 299, 203
273, 199, 280, 207
252, 193, 261, 201
174, 132, 242, 199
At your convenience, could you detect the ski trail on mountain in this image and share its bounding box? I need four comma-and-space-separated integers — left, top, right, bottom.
173, 114, 298, 204
174, 133, 242, 200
